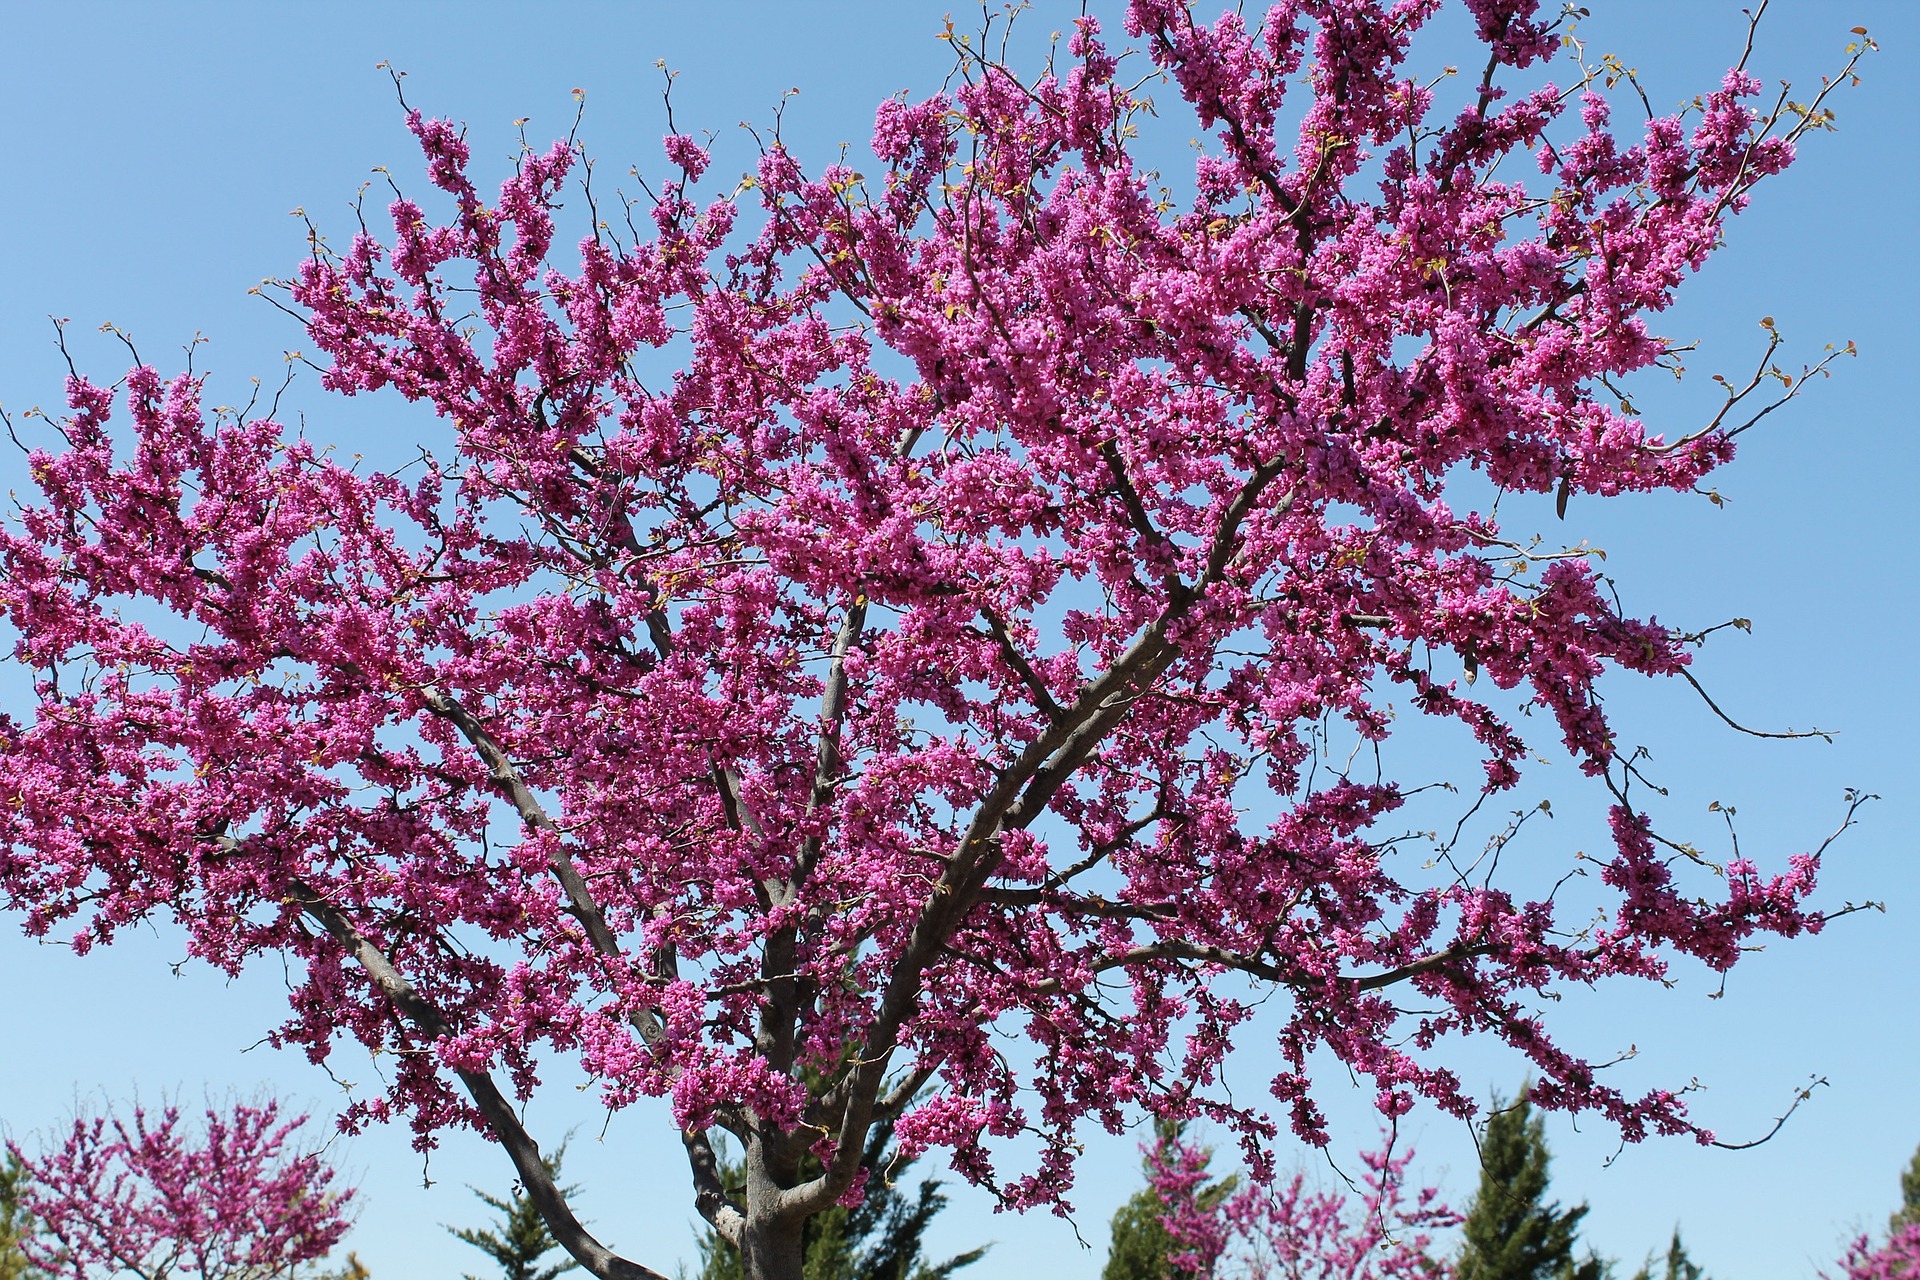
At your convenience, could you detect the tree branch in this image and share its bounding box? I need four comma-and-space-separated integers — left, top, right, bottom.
415, 689, 744, 1228
980, 605, 1062, 719
785, 462, 1300, 1218
288, 880, 691, 1279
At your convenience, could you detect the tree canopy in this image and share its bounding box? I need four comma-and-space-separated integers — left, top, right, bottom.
0, 2, 1874, 1278
6, 1101, 350, 1280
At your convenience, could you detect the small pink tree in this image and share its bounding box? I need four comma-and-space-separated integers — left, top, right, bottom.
1827, 1224, 1920, 1280
9, 1101, 352, 1280
1148, 1128, 1454, 1280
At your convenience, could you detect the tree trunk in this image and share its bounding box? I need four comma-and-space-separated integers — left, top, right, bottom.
739, 1210, 807, 1280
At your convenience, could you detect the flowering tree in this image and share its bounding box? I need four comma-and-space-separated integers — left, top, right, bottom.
1828, 1225, 1920, 1280
1824, 1149, 1920, 1280
0, 2, 1877, 1278
1145, 1128, 1453, 1280
8, 1101, 351, 1280
1106, 1121, 1239, 1280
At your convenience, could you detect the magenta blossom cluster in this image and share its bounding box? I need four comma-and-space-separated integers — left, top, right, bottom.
1148, 1128, 1454, 1280
8, 1100, 352, 1280
0, 2, 1869, 1277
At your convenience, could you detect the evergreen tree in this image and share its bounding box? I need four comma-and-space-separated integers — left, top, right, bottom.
1456, 1091, 1606, 1280
1893, 1143, 1920, 1233
1630, 1230, 1702, 1280
0, 1150, 43, 1280
691, 1115, 984, 1280
449, 1145, 580, 1280
1103, 1189, 1188, 1280
1101, 1120, 1237, 1280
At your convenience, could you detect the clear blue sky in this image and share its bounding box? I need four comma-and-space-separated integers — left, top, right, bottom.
1, 3, 1915, 1277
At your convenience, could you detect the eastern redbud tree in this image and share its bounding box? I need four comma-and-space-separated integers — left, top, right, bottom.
0, 3, 1876, 1278
8, 1101, 352, 1280
1825, 1151, 1920, 1280
1145, 1128, 1454, 1280
1827, 1226, 1920, 1280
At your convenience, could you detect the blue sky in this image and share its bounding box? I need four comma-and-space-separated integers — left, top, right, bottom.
0, 3, 1915, 1277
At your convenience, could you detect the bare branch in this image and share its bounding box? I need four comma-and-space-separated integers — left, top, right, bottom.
1677, 668, 1832, 742
1710, 1072, 1824, 1152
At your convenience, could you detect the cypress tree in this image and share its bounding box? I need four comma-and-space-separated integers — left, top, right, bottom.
1893, 1143, 1920, 1232
1630, 1230, 1702, 1280
1456, 1091, 1606, 1280
0, 1150, 43, 1280
449, 1145, 580, 1280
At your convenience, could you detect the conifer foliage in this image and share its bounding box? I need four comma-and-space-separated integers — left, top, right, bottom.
320, 1254, 373, 1280
1895, 1145, 1920, 1233
1629, 1231, 1703, 1280
1454, 1094, 1602, 1280
0, 1152, 43, 1280
450, 1146, 580, 1280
